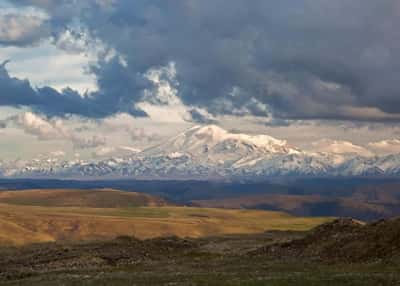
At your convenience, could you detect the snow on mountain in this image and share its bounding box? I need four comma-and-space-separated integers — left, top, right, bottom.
142, 125, 299, 166
335, 156, 383, 176
235, 152, 335, 178
375, 155, 400, 175
1, 125, 400, 179
310, 139, 374, 157
334, 154, 400, 176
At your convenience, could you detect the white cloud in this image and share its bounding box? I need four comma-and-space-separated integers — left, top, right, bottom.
15, 111, 68, 140
72, 135, 106, 149
137, 62, 189, 123
0, 14, 47, 44
368, 139, 400, 155
127, 127, 160, 142
0, 5, 49, 45
310, 139, 374, 157
99, 113, 165, 144
92, 146, 141, 158
54, 29, 88, 54
142, 62, 179, 105
49, 150, 66, 157
0, 40, 97, 93
137, 62, 217, 124
7, 112, 106, 149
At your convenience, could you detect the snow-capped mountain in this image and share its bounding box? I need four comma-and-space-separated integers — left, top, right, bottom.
142, 125, 300, 166
2, 125, 400, 180
337, 154, 400, 176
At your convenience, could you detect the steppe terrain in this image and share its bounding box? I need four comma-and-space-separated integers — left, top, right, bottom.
1, 188, 399, 285
0, 189, 329, 245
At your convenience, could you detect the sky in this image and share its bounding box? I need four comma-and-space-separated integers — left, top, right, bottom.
1, 0, 400, 161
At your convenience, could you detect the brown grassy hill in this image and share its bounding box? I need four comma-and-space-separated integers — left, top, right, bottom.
0, 201, 331, 246
0, 189, 168, 208
251, 217, 400, 263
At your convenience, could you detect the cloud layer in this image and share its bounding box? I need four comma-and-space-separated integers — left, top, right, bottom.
2, 112, 106, 149
0, 13, 49, 46
368, 140, 400, 155
2, 0, 400, 122
0, 60, 147, 118
311, 139, 374, 157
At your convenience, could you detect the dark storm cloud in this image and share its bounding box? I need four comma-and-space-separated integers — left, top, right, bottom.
6, 0, 400, 121
0, 60, 148, 118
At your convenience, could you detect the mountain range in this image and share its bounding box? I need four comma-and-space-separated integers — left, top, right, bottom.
1, 125, 400, 180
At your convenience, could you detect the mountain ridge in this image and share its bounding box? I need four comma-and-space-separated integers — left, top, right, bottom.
1, 125, 400, 179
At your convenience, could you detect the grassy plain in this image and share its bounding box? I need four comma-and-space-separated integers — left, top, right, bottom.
0, 202, 331, 245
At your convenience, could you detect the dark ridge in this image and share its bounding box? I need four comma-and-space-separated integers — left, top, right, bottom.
250, 218, 400, 263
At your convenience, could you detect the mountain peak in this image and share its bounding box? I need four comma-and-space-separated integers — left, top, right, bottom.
142, 124, 297, 163
188, 124, 288, 146
189, 124, 229, 140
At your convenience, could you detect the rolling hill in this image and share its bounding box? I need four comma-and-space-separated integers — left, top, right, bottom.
0, 189, 331, 246
0, 188, 169, 208
2, 218, 400, 286
251, 217, 400, 263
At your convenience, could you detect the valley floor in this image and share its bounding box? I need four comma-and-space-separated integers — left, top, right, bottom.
1, 189, 399, 285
